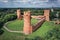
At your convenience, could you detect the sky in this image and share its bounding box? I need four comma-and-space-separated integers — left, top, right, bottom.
0, 0, 60, 8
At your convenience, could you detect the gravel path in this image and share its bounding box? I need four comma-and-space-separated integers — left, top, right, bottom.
3, 22, 24, 33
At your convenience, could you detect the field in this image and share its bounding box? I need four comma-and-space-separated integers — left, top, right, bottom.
6, 18, 38, 31
0, 8, 60, 40
0, 21, 60, 40
28, 21, 58, 38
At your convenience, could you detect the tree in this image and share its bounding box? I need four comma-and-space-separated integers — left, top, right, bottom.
0, 18, 4, 29
45, 28, 60, 40
4, 14, 17, 22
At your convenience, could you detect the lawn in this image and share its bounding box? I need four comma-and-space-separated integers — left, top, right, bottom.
6, 18, 38, 31
28, 21, 60, 38
0, 28, 25, 40
0, 21, 60, 40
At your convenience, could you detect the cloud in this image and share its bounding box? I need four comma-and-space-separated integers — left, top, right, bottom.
3, 1, 8, 3
0, 0, 60, 8
13, 0, 26, 2
0, 0, 8, 3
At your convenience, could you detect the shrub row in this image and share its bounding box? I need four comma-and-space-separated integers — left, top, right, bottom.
3, 14, 17, 22
0, 14, 17, 29
44, 28, 60, 40
0, 18, 4, 28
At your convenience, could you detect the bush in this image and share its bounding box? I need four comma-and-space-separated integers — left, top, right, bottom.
4, 14, 17, 22
25, 37, 34, 40
0, 18, 4, 28
34, 36, 42, 40
44, 28, 60, 40
0, 29, 4, 35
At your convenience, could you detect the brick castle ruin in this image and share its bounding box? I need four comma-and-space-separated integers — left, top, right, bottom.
17, 9, 50, 35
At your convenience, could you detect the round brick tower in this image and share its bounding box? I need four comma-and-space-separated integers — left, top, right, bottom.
17, 9, 22, 20
23, 11, 32, 35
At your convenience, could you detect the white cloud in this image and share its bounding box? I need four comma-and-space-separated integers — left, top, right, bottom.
0, 0, 48, 3
3, 1, 8, 3
0, 0, 8, 3
12, 0, 30, 2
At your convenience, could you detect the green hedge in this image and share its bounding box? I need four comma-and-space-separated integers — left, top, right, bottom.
0, 18, 4, 28
0, 14, 17, 34
0, 14, 17, 29
44, 28, 60, 40
4, 14, 17, 22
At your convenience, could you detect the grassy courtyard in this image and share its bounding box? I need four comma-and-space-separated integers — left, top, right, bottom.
6, 18, 38, 31
28, 21, 58, 38
0, 21, 60, 40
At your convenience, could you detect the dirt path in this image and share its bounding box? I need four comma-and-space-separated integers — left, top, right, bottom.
3, 22, 23, 33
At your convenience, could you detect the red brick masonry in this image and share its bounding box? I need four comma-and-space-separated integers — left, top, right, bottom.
23, 11, 32, 35
16, 9, 50, 35
17, 9, 22, 20
31, 15, 45, 19
23, 12, 45, 34
32, 17, 45, 32
44, 10, 50, 21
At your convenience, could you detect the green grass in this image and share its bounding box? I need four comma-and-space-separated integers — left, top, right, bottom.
0, 19, 38, 40
6, 19, 38, 31
0, 28, 25, 40
6, 20, 24, 31
31, 18, 38, 25
28, 21, 60, 38
0, 21, 60, 40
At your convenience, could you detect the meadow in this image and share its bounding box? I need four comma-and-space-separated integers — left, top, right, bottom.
0, 21, 60, 40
